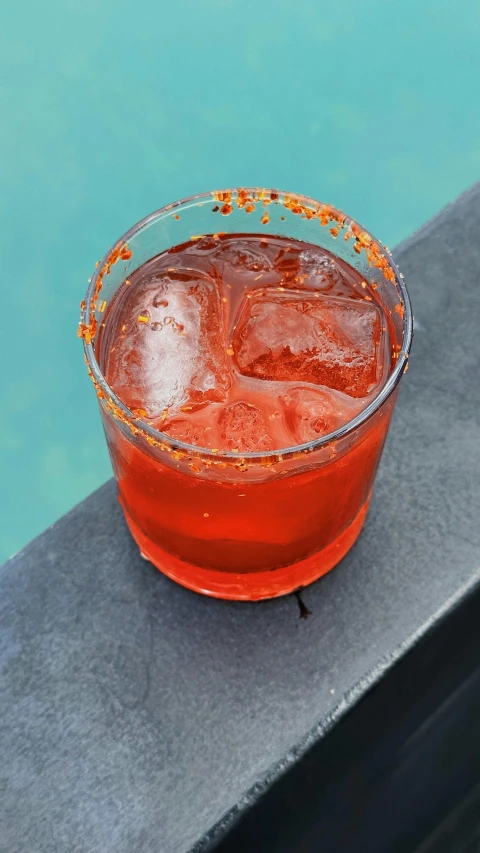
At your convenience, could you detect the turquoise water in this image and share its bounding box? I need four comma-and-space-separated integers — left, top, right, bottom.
1, 0, 479, 562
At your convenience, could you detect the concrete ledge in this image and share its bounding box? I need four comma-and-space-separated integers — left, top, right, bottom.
1, 184, 480, 853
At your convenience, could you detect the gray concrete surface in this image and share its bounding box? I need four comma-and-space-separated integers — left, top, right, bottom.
1, 184, 480, 853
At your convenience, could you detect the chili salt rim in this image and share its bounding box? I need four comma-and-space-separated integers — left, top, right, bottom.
81, 188, 413, 464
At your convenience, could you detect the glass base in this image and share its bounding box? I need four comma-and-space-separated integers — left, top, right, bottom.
122, 497, 371, 601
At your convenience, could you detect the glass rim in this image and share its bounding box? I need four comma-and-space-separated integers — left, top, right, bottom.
82, 187, 413, 462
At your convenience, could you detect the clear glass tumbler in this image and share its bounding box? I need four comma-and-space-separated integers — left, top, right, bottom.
80, 189, 412, 600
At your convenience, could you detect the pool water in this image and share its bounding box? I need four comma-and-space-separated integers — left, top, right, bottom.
1, 0, 479, 563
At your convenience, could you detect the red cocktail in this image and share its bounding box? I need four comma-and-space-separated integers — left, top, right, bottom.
80, 190, 412, 599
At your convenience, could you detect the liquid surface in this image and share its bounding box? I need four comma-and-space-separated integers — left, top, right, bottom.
101, 235, 389, 452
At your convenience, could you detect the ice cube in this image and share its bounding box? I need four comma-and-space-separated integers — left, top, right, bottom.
298, 249, 343, 290
233, 289, 383, 397
105, 267, 230, 417
218, 401, 274, 453
185, 236, 277, 283
183, 235, 220, 255
273, 246, 343, 292
161, 417, 210, 448
214, 240, 274, 273
280, 386, 361, 444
